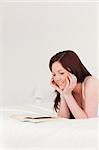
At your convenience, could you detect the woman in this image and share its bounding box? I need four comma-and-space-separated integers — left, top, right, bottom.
49, 50, 99, 119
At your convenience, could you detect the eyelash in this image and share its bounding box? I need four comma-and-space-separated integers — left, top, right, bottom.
60, 73, 64, 75
52, 73, 64, 76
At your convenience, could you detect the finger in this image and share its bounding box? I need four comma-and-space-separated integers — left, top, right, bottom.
68, 74, 73, 86
69, 74, 77, 86
66, 77, 70, 85
71, 74, 77, 83
51, 77, 54, 82
50, 81, 62, 93
50, 77, 55, 84
54, 85, 62, 94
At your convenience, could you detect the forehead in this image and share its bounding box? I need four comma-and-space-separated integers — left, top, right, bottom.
52, 61, 66, 72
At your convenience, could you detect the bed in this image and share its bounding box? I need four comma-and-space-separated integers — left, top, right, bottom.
0, 103, 98, 150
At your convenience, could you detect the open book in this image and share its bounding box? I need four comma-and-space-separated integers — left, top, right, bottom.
11, 114, 57, 123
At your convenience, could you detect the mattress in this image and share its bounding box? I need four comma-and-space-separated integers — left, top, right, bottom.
0, 104, 98, 150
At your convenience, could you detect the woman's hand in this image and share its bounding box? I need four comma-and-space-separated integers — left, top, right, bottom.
63, 73, 77, 97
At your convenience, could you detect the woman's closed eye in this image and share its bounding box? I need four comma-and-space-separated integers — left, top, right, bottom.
52, 73, 64, 76
59, 72, 64, 75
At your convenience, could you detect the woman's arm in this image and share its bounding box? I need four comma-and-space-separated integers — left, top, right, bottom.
57, 95, 70, 118
63, 77, 98, 119
64, 94, 88, 119
83, 77, 99, 118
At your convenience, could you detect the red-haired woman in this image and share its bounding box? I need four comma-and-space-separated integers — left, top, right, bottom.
49, 50, 99, 119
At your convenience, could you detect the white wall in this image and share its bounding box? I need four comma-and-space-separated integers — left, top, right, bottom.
0, 2, 98, 106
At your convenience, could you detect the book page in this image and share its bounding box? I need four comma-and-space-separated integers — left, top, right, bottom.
11, 114, 57, 123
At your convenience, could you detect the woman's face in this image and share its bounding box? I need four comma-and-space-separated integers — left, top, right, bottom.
51, 61, 70, 90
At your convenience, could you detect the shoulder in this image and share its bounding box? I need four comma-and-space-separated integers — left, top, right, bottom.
83, 76, 99, 98
84, 76, 98, 87
82, 76, 99, 117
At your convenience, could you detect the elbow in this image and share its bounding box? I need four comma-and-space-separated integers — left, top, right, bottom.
83, 112, 97, 119
57, 113, 70, 119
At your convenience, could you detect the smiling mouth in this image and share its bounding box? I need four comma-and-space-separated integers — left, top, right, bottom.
57, 82, 64, 86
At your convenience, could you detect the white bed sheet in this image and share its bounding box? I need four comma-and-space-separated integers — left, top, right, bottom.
0, 104, 98, 150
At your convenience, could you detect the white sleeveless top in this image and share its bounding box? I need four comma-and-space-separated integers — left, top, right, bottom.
82, 76, 99, 117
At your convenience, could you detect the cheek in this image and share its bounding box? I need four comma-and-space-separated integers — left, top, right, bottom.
63, 77, 69, 86
63, 75, 68, 82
